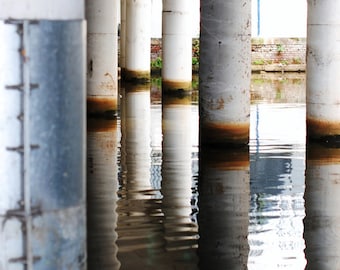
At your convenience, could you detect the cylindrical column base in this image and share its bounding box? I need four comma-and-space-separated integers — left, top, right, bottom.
306, 0, 340, 142
199, 0, 251, 146
162, 0, 192, 93
125, 0, 151, 83
86, 0, 119, 116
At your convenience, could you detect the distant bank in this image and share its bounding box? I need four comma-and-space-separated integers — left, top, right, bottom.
148, 37, 306, 74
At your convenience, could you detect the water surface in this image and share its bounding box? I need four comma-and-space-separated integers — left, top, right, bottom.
87, 73, 313, 269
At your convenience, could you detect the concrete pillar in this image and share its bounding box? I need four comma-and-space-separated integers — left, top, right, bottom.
86, 0, 119, 116
199, 0, 251, 145
161, 95, 199, 260
120, 0, 127, 73
198, 147, 250, 269
162, 1, 192, 93
125, 0, 151, 82
87, 119, 120, 269
304, 143, 340, 269
0, 2, 86, 269
306, 0, 340, 141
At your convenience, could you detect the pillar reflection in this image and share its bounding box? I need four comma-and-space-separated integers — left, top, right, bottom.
87, 118, 120, 269
161, 95, 199, 268
198, 147, 250, 270
117, 83, 164, 269
304, 143, 340, 270
120, 83, 152, 198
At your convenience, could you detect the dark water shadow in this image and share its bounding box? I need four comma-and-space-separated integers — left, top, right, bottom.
198, 147, 250, 270
304, 142, 340, 270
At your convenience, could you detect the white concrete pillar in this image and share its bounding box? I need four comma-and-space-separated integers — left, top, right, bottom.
87, 119, 120, 269
161, 96, 198, 255
120, 0, 126, 72
162, 0, 192, 93
86, 0, 119, 116
304, 143, 340, 269
0, 1, 86, 269
125, 0, 151, 82
198, 148, 250, 268
199, 0, 251, 145
306, 0, 340, 141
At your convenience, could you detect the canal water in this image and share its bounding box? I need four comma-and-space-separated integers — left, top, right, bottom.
87, 73, 339, 269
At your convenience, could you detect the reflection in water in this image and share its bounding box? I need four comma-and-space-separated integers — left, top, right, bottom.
86, 73, 312, 269
87, 118, 120, 269
161, 95, 199, 267
248, 74, 306, 269
117, 83, 165, 269
198, 147, 250, 269
304, 143, 340, 270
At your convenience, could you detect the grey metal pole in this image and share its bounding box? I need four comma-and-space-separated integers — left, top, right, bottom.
0, 2, 86, 269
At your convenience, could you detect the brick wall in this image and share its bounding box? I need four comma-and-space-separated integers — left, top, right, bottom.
151, 37, 306, 65
251, 38, 306, 65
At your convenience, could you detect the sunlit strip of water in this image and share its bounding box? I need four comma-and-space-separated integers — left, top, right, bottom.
248, 103, 306, 269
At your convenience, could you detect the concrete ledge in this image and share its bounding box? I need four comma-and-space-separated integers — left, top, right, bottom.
251, 64, 306, 72
252, 64, 305, 73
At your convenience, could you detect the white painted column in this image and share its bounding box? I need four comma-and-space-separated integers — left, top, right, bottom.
306, 0, 340, 141
86, 0, 119, 116
162, 0, 192, 93
304, 144, 340, 269
199, 0, 251, 145
125, 0, 151, 82
0, 1, 86, 269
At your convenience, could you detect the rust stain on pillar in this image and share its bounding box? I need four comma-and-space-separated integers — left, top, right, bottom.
87, 97, 118, 116
162, 80, 192, 94
87, 70, 118, 116
123, 69, 150, 83
200, 122, 249, 146
307, 117, 340, 140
